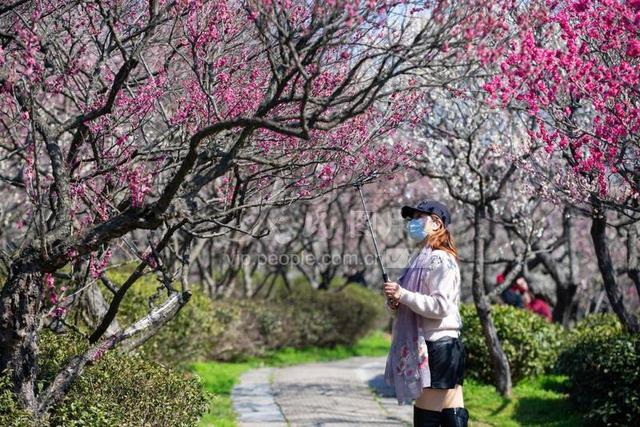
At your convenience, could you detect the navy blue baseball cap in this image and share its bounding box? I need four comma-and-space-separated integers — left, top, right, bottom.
401, 200, 451, 227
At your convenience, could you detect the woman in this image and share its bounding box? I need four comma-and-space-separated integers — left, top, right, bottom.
383, 200, 468, 427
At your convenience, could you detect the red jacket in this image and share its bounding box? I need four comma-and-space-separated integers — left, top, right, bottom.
527, 298, 552, 322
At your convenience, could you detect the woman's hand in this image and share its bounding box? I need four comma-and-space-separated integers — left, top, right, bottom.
384, 281, 403, 301
386, 297, 400, 310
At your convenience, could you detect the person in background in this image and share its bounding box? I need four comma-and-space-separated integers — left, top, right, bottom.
498, 273, 526, 308
522, 290, 553, 322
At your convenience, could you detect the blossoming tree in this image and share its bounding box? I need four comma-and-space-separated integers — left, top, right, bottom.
485, 0, 640, 332
409, 82, 538, 396
0, 0, 498, 417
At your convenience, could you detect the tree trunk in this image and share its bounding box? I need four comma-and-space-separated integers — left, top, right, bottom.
552, 207, 578, 326
627, 222, 640, 300
243, 266, 254, 297
472, 205, 512, 397
591, 201, 640, 333
552, 276, 577, 327
0, 262, 43, 414
483, 213, 498, 295
79, 282, 121, 335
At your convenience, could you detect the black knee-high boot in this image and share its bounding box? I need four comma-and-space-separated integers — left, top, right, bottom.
413, 405, 442, 427
441, 407, 468, 427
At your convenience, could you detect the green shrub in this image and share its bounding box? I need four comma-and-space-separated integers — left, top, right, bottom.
563, 312, 623, 346
206, 284, 385, 361
273, 284, 385, 347
65, 269, 234, 365
0, 375, 32, 427
1, 330, 209, 426
153, 297, 235, 363
556, 314, 639, 426
105, 270, 385, 363
460, 304, 564, 384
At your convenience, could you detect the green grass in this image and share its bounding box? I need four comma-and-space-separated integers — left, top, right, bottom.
464, 375, 583, 426
188, 330, 582, 427
189, 361, 252, 427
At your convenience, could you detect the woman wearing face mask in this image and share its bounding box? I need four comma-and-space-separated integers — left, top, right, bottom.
383, 200, 467, 427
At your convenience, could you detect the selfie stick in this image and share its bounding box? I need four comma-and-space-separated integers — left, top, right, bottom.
353, 175, 389, 283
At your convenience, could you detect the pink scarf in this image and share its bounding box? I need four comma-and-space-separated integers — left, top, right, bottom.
384, 245, 432, 405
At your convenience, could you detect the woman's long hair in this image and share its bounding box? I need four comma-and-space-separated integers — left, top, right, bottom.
424, 214, 458, 259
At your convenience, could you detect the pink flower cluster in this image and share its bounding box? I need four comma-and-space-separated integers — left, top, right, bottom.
484, 0, 640, 199
317, 164, 335, 188
114, 71, 166, 127
90, 249, 112, 280
44, 273, 68, 319
124, 165, 153, 208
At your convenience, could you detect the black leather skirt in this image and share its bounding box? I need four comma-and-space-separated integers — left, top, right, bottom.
425, 336, 465, 389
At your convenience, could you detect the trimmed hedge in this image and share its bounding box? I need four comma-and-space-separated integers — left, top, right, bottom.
556, 314, 639, 426
460, 304, 564, 384
559, 312, 623, 347
105, 270, 385, 363
271, 284, 385, 346
0, 331, 208, 426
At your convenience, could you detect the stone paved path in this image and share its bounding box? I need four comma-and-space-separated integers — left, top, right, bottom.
231, 367, 287, 427
232, 356, 413, 426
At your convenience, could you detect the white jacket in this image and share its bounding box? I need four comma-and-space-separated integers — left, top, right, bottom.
387, 249, 463, 340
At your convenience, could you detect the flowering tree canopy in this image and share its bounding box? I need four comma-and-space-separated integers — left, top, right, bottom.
0, 0, 507, 417
482, 0, 640, 332
485, 0, 640, 209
